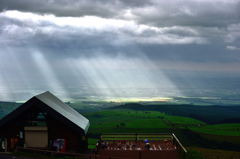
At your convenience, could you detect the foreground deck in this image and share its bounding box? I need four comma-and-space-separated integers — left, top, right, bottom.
96, 133, 186, 159
100, 140, 176, 151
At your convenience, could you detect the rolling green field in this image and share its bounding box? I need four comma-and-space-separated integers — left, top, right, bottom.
82, 108, 240, 151
165, 116, 206, 125
84, 109, 166, 125
189, 123, 240, 136
185, 147, 240, 159
84, 110, 239, 138
89, 118, 172, 134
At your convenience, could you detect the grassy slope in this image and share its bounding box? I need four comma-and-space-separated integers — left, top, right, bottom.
89, 118, 172, 134
108, 104, 240, 124
84, 109, 166, 125
165, 116, 206, 125
84, 110, 239, 137
88, 138, 99, 149
83, 109, 240, 152
186, 147, 240, 158
189, 123, 240, 136
86, 110, 176, 134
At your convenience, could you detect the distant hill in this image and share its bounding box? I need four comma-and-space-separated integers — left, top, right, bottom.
0, 101, 22, 118
219, 117, 240, 124
108, 103, 240, 124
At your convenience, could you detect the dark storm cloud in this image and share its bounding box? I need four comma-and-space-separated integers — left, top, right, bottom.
127, 1, 240, 28
1, 0, 239, 28
0, 0, 152, 17
0, 0, 119, 17
141, 43, 240, 63
0, 0, 240, 67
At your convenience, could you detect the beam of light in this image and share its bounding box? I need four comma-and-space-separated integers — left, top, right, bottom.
65, 58, 104, 98
65, 49, 182, 100
0, 74, 10, 101
0, 47, 56, 101
0, 50, 15, 101
31, 51, 69, 100
1, 47, 39, 100
66, 57, 113, 97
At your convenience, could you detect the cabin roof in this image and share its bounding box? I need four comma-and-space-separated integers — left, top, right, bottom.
0, 91, 90, 135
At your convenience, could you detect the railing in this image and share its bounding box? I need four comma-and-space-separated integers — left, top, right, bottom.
172, 133, 187, 159
101, 133, 174, 142
16, 147, 134, 159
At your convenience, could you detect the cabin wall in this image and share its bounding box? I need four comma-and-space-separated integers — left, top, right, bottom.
0, 107, 86, 153
0, 112, 26, 151
47, 115, 83, 152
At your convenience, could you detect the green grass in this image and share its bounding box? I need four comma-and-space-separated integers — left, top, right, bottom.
85, 109, 166, 118
189, 123, 240, 136
186, 147, 240, 159
89, 118, 171, 134
83, 110, 166, 125
85, 108, 240, 151
184, 148, 203, 159
205, 123, 240, 131
165, 116, 206, 125
88, 138, 99, 149
86, 109, 240, 138
195, 132, 240, 145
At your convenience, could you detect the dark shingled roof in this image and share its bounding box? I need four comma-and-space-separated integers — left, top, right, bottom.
0, 91, 90, 135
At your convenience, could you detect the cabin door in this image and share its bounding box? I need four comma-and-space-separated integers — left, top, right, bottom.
24, 127, 48, 148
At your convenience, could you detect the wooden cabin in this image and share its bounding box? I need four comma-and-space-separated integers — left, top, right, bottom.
0, 91, 90, 152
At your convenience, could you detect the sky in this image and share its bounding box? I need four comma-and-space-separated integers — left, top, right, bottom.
0, 0, 240, 101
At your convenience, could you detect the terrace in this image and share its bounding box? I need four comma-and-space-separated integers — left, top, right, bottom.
95, 133, 187, 159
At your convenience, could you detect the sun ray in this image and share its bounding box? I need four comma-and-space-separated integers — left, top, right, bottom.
31, 51, 69, 100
